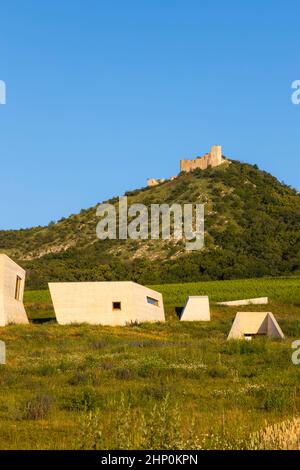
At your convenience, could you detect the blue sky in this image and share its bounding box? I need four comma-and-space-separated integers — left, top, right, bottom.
0, 0, 299, 229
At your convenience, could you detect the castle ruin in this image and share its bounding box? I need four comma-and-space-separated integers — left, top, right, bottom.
147, 145, 225, 187
147, 178, 166, 187
180, 145, 224, 173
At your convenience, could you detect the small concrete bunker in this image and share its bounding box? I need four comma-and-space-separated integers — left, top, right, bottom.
0, 254, 28, 326
49, 281, 165, 326
180, 296, 210, 321
227, 312, 284, 341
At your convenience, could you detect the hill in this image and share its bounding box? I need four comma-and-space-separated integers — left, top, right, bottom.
0, 160, 299, 288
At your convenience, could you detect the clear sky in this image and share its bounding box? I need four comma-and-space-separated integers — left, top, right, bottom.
0, 0, 299, 229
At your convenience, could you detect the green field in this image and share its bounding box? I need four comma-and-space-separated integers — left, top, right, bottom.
0, 277, 300, 449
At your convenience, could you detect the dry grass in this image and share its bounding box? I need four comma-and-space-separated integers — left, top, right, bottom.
249, 417, 300, 450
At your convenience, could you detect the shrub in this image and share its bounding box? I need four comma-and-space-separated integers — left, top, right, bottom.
64, 388, 99, 412
207, 366, 229, 378
91, 341, 107, 350
115, 368, 132, 380
224, 340, 267, 355
68, 372, 91, 386
35, 363, 58, 377
280, 320, 300, 338
100, 359, 115, 371
239, 368, 258, 378
137, 358, 166, 378
77, 410, 103, 450
142, 382, 168, 400
140, 394, 183, 450
262, 389, 292, 412
76, 394, 202, 450
22, 394, 53, 420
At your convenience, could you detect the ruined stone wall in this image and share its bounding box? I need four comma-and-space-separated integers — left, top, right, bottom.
147, 178, 166, 187
180, 153, 211, 172
180, 145, 224, 173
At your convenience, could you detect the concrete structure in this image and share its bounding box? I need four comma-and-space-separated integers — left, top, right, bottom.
217, 297, 268, 307
180, 296, 211, 321
0, 254, 28, 326
180, 145, 225, 173
227, 312, 284, 341
49, 281, 165, 326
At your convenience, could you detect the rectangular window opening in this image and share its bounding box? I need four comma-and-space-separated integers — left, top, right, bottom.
147, 296, 159, 307
113, 301, 121, 310
244, 333, 266, 339
15, 276, 22, 301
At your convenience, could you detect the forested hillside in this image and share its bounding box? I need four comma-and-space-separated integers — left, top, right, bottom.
0, 160, 299, 288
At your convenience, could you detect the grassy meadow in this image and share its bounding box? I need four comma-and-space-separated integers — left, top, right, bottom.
0, 277, 300, 449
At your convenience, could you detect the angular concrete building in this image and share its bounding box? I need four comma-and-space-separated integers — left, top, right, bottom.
49, 281, 165, 326
180, 296, 211, 321
227, 312, 284, 340
0, 254, 29, 326
217, 297, 268, 307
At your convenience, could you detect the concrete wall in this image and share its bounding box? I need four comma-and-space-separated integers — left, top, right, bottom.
0, 254, 28, 326
267, 313, 285, 338
180, 296, 211, 321
49, 281, 165, 326
217, 297, 268, 307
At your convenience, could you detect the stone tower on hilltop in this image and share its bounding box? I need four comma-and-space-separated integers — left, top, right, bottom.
180, 145, 225, 173
147, 145, 226, 187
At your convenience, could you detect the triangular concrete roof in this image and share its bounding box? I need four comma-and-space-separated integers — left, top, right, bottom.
227, 312, 284, 340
